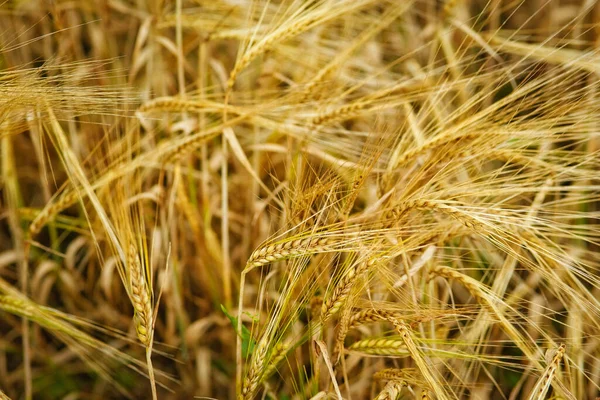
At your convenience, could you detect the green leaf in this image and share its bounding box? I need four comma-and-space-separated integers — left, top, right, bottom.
221, 304, 256, 357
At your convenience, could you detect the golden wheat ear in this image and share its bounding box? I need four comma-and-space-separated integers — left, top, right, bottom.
527, 344, 567, 400
0, 388, 11, 400
127, 244, 153, 346
126, 243, 158, 400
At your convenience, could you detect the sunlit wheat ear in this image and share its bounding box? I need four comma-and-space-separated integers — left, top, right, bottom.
246, 237, 331, 269
242, 335, 269, 400
528, 344, 566, 400
312, 99, 374, 126
260, 342, 289, 383
28, 191, 80, 237
348, 309, 403, 329
427, 266, 576, 399
127, 245, 153, 346
321, 258, 378, 322
375, 368, 427, 388
375, 380, 406, 400
0, 388, 10, 400
332, 307, 352, 363
227, 0, 374, 90
389, 318, 448, 400
386, 199, 484, 230
348, 337, 409, 356
28, 120, 232, 236
374, 368, 409, 382
0, 286, 163, 397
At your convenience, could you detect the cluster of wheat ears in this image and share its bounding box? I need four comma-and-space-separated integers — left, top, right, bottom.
0, 0, 599, 399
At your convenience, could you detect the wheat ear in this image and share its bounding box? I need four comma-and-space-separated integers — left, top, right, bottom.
391, 131, 483, 168
375, 381, 406, 400
333, 307, 352, 364
428, 265, 564, 398
528, 344, 566, 400
228, 1, 372, 90
312, 100, 374, 126
348, 338, 408, 356
260, 342, 289, 383
389, 318, 448, 400
321, 258, 377, 322
128, 245, 153, 346
348, 309, 403, 329
242, 335, 269, 400
374, 368, 407, 382
387, 199, 483, 230
127, 245, 157, 400
29, 191, 80, 237
247, 237, 331, 269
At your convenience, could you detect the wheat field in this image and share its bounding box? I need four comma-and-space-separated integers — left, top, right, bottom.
0, 0, 599, 399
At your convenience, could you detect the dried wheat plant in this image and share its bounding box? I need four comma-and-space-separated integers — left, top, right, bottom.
1, 0, 600, 399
